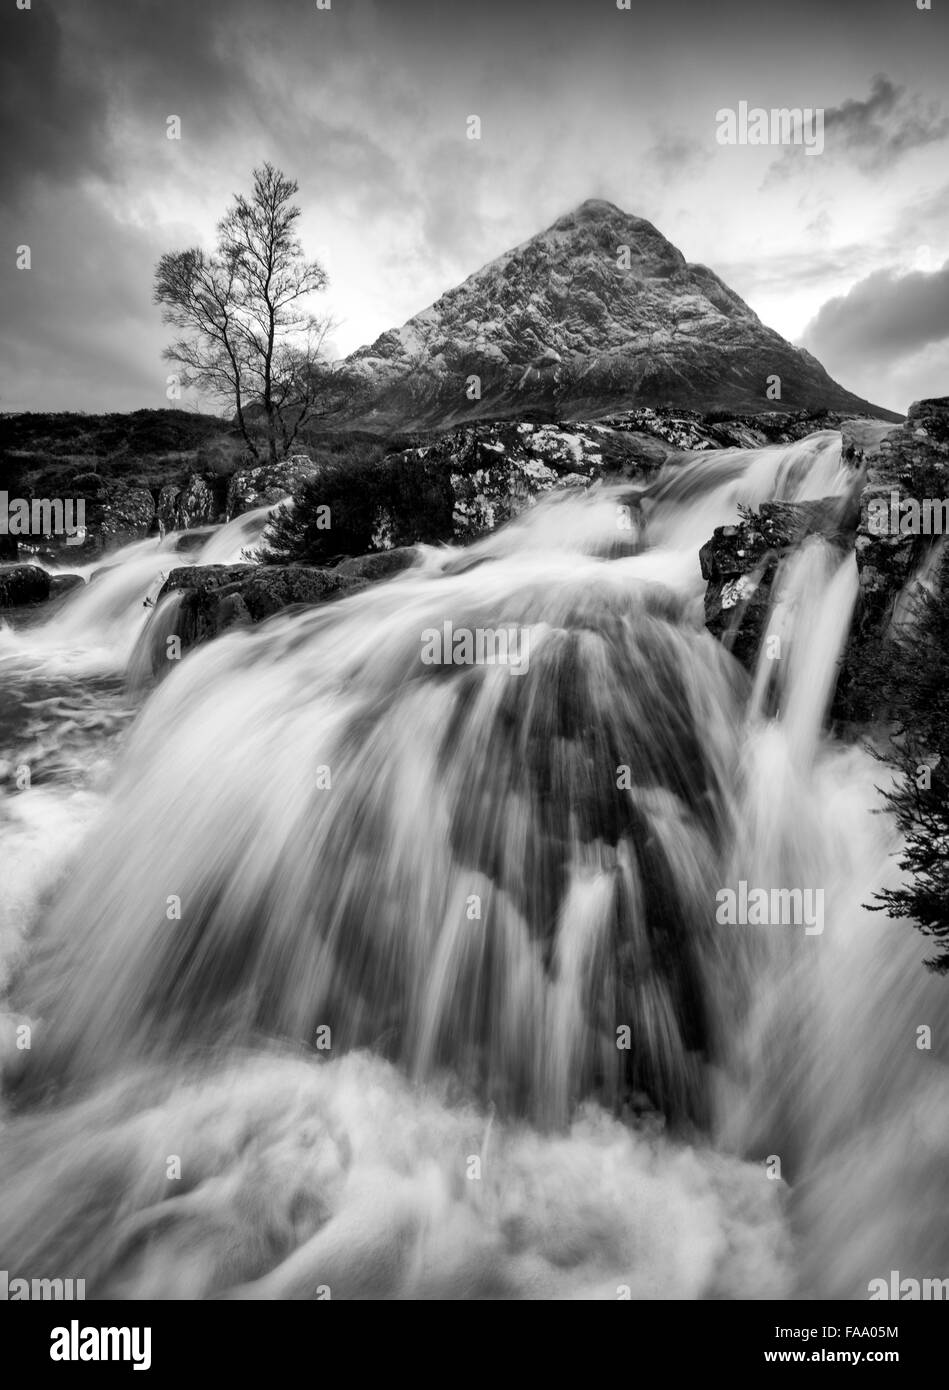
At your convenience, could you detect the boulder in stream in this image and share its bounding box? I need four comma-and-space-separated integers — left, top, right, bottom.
0, 565, 52, 607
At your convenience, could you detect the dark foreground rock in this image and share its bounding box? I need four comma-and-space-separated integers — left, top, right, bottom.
700, 499, 856, 667
0, 565, 51, 607
850, 402, 949, 638
133, 549, 420, 679
48, 574, 85, 599
161, 562, 372, 622
334, 548, 420, 583
835, 397, 949, 720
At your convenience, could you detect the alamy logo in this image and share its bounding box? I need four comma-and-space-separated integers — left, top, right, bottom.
50, 1321, 151, 1371
715, 881, 824, 934
868, 1271, 949, 1300
420, 620, 530, 675
716, 102, 824, 155
867, 491, 949, 536
1, 1269, 85, 1300
0, 492, 86, 545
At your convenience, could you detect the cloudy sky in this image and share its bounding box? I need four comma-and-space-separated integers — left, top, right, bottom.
1, 0, 947, 416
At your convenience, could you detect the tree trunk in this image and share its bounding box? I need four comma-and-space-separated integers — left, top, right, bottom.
264, 404, 279, 465
233, 389, 259, 463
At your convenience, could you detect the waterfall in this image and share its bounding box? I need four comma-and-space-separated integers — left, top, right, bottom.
1, 432, 946, 1300
0, 501, 281, 674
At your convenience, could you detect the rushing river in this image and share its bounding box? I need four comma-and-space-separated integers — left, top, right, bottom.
1, 433, 947, 1300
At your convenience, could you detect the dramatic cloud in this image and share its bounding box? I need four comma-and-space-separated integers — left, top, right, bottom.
800, 261, 949, 412
802, 261, 949, 363
0, 5, 111, 193
0, 184, 176, 412
822, 74, 949, 169
766, 73, 949, 181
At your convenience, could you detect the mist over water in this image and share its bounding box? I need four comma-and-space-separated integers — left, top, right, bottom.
1, 434, 946, 1300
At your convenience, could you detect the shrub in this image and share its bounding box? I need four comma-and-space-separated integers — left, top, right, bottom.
863, 547, 949, 973
258, 444, 385, 564
257, 440, 454, 564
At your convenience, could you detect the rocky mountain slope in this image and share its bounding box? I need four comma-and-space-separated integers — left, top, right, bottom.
330, 200, 898, 431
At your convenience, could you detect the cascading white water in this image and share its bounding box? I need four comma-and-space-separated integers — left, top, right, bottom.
0, 500, 281, 674
1, 434, 946, 1300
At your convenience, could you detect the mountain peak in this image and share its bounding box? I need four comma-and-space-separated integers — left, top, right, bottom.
540, 198, 639, 241
566, 197, 625, 219
336, 207, 895, 430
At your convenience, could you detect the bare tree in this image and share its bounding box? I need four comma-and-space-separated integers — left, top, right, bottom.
154, 163, 331, 465
269, 323, 338, 457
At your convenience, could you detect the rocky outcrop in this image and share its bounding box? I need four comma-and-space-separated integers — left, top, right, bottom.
226, 456, 318, 520
385, 421, 606, 544
156, 484, 180, 536
0, 565, 51, 607
264, 411, 872, 567
89, 479, 156, 550
2, 477, 156, 563
31, 475, 156, 559
334, 548, 420, 583
157, 474, 220, 535
328, 200, 899, 432
700, 500, 855, 666
695, 401, 949, 716
261, 425, 626, 563
133, 549, 420, 676
850, 402, 949, 638
0, 566, 83, 607
160, 561, 374, 620
825, 398, 949, 720
907, 398, 949, 437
